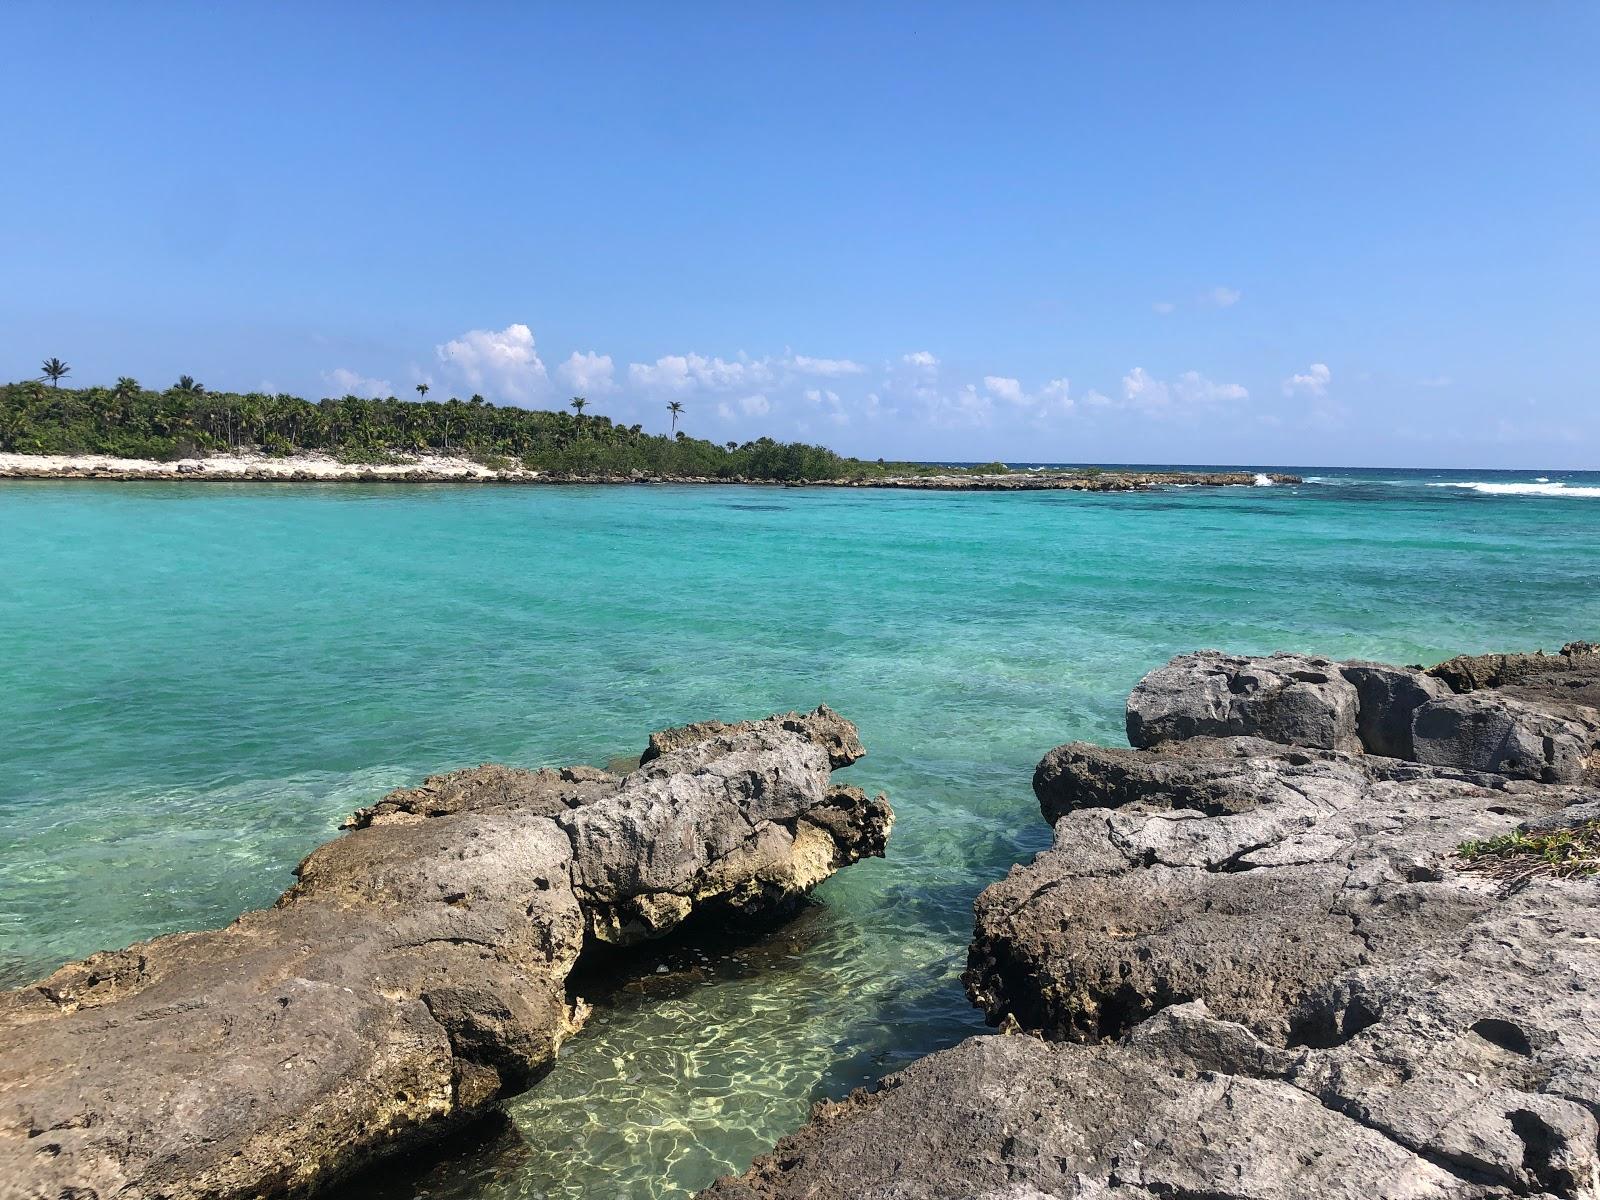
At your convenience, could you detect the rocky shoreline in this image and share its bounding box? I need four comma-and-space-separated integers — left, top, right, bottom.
0, 451, 1300, 491
0, 707, 890, 1200
705, 644, 1600, 1199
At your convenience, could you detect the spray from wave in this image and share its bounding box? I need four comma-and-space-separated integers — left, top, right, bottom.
1428, 481, 1600, 498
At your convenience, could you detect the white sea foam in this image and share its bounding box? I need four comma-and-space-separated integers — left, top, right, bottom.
1253, 473, 1274, 487
1428, 481, 1600, 498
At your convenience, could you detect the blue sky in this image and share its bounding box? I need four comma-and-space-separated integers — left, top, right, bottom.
4, 4, 1597, 467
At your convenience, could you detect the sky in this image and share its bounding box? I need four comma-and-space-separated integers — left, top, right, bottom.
3, 3, 1597, 468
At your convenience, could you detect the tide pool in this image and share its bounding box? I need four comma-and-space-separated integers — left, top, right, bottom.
2, 471, 1597, 1198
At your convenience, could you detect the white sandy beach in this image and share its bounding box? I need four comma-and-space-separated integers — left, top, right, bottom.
0, 451, 535, 481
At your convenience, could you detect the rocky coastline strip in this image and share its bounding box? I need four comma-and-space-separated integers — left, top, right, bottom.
0, 706, 891, 1200
705, 644, 1600, 1199
0, 451, 1300, 491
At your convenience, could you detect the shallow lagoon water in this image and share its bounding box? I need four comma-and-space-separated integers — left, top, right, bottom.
3, 471, 1599, 1197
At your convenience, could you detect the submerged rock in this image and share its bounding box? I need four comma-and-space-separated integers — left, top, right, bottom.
708, 646, 1600, 1199
0, 707, 890, 1200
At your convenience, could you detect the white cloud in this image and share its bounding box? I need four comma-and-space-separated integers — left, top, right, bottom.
557, 350, 615, 394
804, 387, 849, 425
1283, 362, 1332, 397
1122, 367, 1248, 410
788, 354, 865, 377
1204, 286, 1242, 308
983, 375, 1073, 417
436, 323, 548, 402
1035, 378, 1072, 410
902, 350, 939, 370
739, 393, 770, 416
323, 367, 394, 399
628, 353, 772, 394
1152, 301, 1176, 315
983, 376, 1026, 405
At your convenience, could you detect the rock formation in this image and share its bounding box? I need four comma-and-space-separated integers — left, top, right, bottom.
706, 648, 1600, 1199
0, 706, 890, 1200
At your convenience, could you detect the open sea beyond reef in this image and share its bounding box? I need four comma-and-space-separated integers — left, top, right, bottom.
4, 465, 1599, 1199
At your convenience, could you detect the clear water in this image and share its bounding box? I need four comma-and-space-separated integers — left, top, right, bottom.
3, 468, 1598, 1198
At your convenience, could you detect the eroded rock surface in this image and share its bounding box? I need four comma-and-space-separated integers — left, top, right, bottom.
0, 707, 890, 1200
707, 647, 1600, 1199
1128, 648, 1598, 780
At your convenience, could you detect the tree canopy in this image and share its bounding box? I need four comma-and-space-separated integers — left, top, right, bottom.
0, 379, 875, 481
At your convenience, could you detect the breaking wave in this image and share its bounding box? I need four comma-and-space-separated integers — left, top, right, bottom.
1428, 481, 1600, 498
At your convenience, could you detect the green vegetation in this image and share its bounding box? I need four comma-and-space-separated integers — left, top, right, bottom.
0, 377, 1073, 482
0, 379, 865, 480
1457, 820, 1600, 885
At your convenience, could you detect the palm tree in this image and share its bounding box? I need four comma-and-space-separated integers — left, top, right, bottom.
40, 358, 69, 387
570, 396, 588, 417
726, 441, 737, 452
668, 400, 685, 434
174, 375, 204, 395
416, 383, 429, 400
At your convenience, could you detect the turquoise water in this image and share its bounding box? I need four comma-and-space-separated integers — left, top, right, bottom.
3, 470, 1599, 1198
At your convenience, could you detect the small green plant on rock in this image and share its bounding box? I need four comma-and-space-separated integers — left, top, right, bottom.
1457, 819, 1600, 885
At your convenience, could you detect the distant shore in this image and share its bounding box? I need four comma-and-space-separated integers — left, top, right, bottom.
0, 451, 1300, 491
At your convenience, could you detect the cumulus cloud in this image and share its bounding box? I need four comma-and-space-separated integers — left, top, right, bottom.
1282, 362, 1332, 397
436, 323, 548, 402
804, 387, 850, 425
323, 367, 394, 398
983, 375, 1072, 416
787, 354, 865, 377
1204, 286, 1242, 308
902, 350, 939, 370
1122, 367, 1248, 410
983, 375, 1025, 405
628, 352, 772, 394
715, 393, 772, 420
557, 350, 615, 394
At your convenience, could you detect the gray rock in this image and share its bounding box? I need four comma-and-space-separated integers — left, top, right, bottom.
1430, 640, 1600, 705
1126, 651, 1364, 752
640, 704, 866, 770
0, 707, 890, 1200
1339, 660, 1450, 758
1411, 691, 1600, 783
701, 1025, 1495, 1199
708, 649, 1600, 1200
973, 742, 1577, 1042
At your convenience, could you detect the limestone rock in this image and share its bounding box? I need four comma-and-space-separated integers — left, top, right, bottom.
1125, 651, 1363, 752
0, 708, 890, 1200
1339, 659, 1450, 758
701, 1027, 1499, 1199
1411, 691, 1599, 783
1430, 640, 1600, 706
707, 646, 1600, 1200
641, 704, 867, 770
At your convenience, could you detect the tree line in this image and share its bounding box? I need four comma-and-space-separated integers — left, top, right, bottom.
0, 370, 868, 482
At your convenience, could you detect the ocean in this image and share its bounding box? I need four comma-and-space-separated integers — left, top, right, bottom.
3, 466, 1598, 1198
